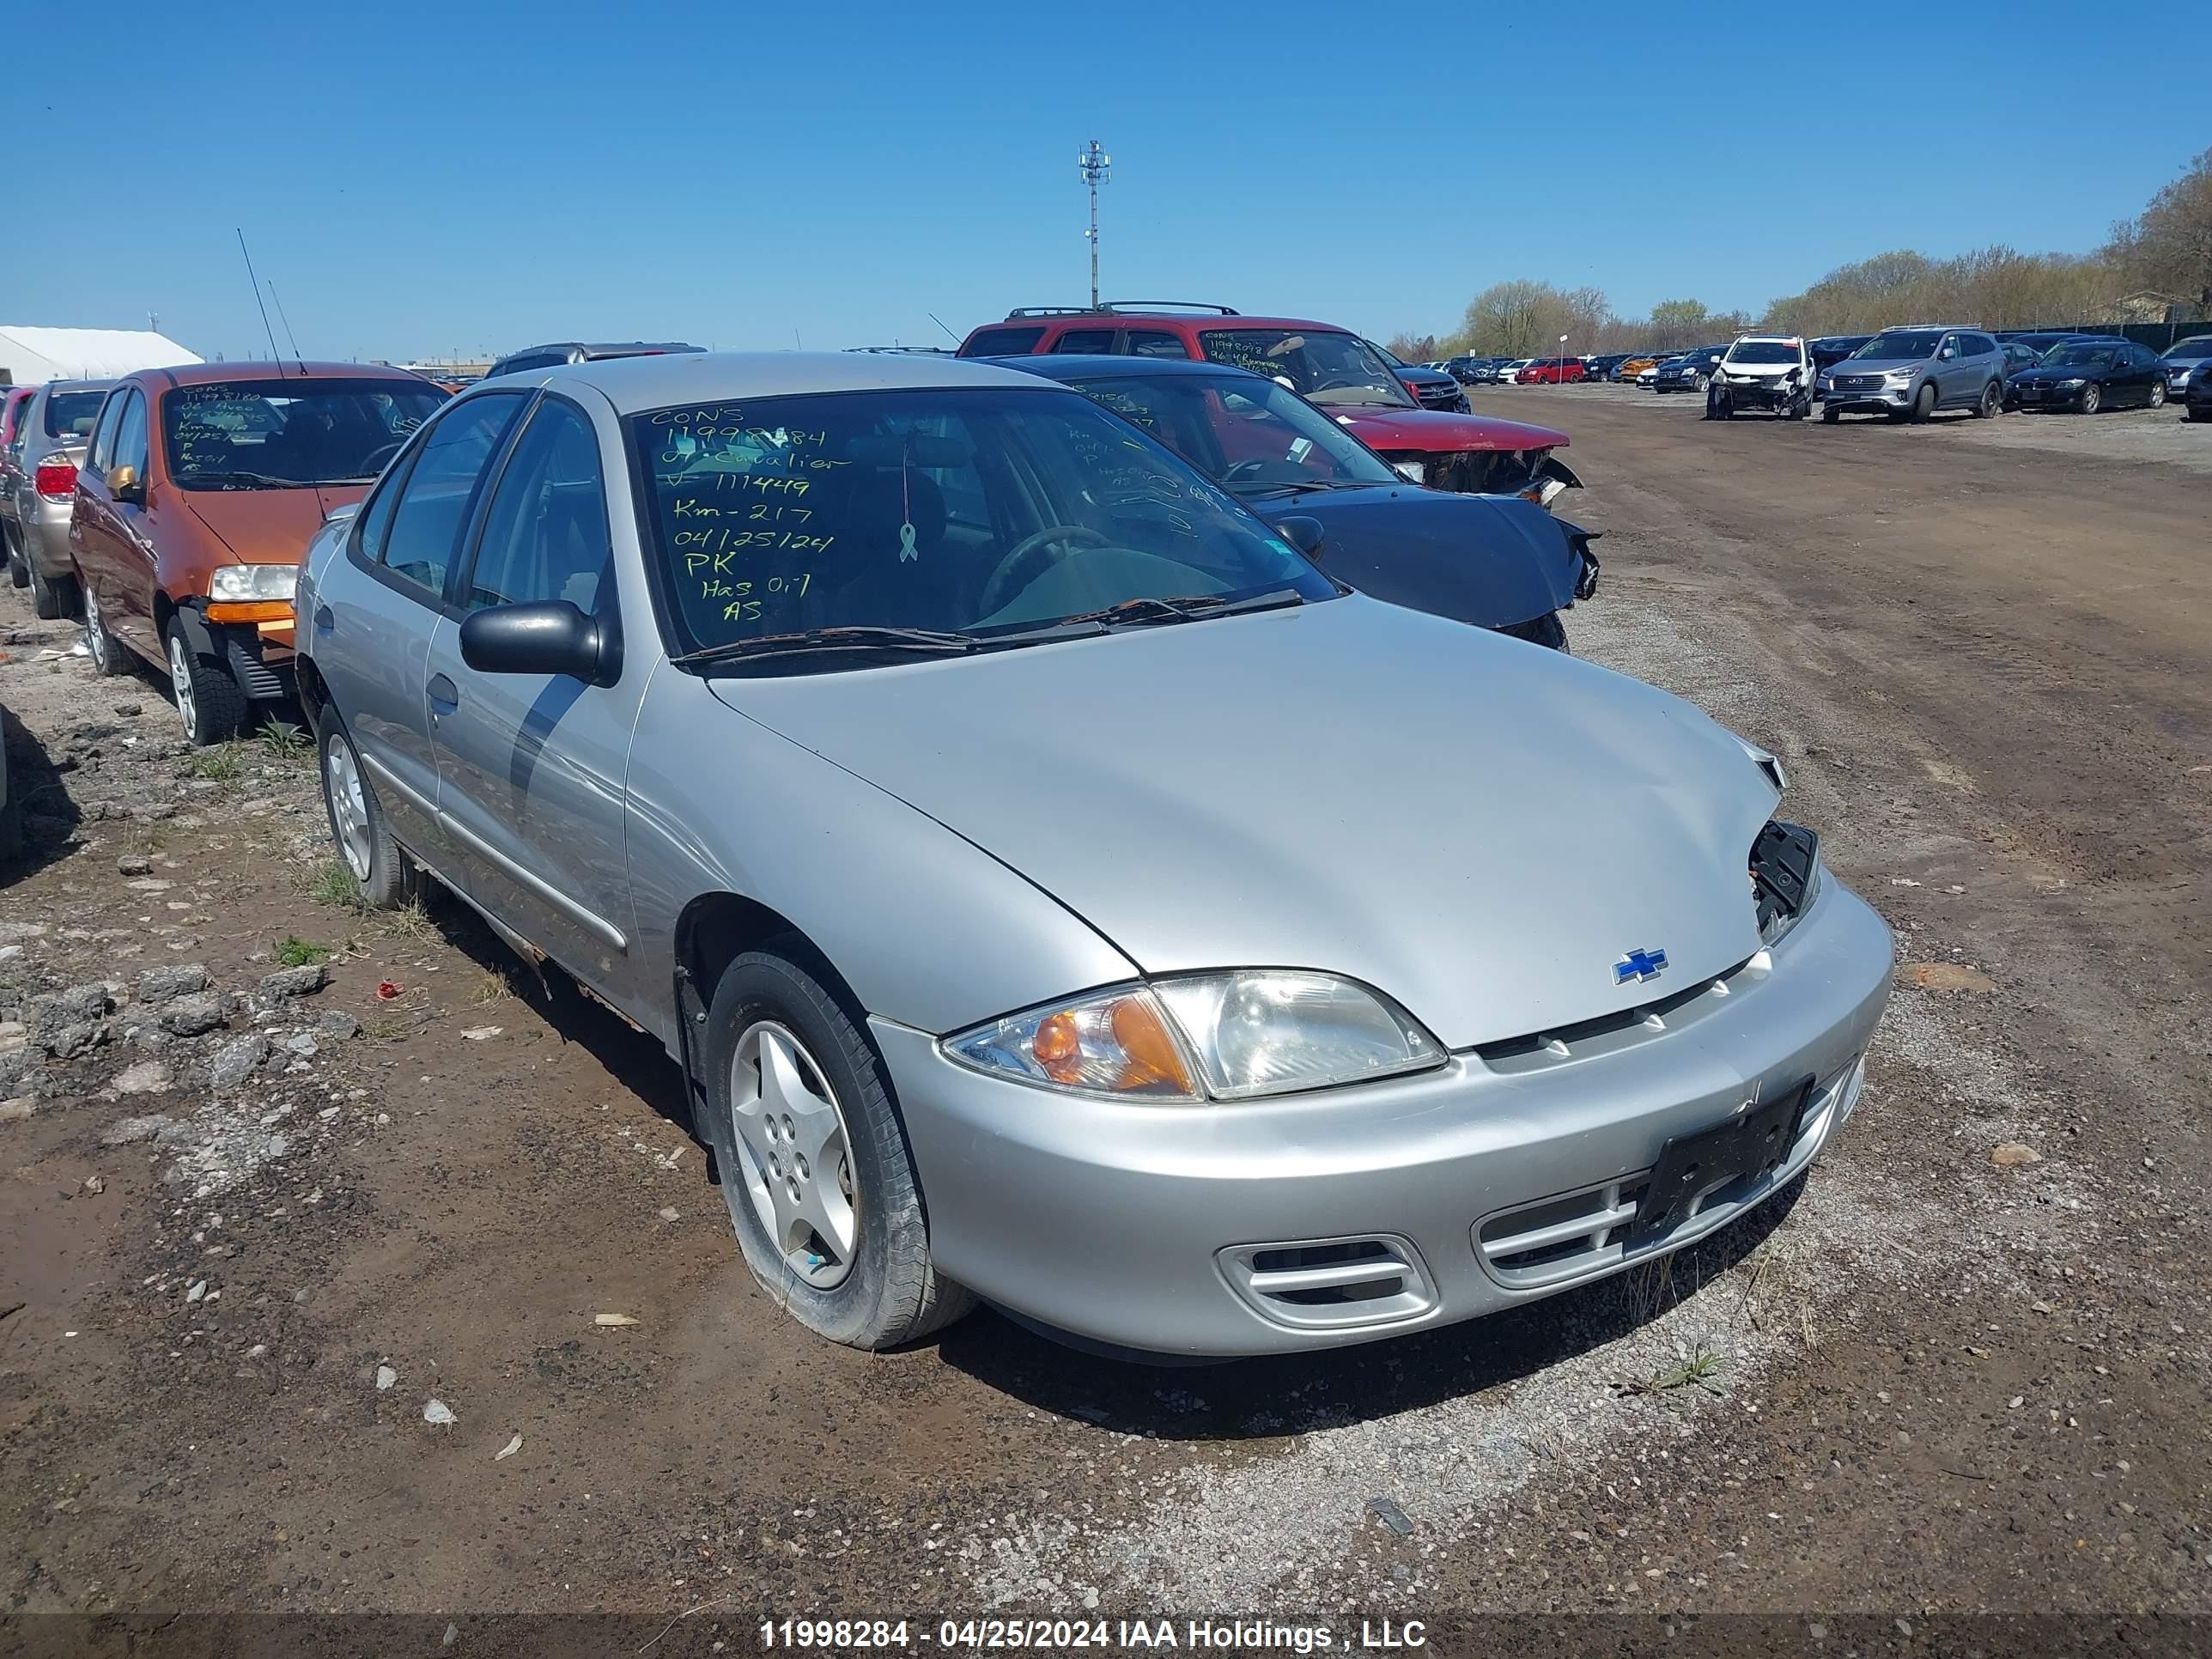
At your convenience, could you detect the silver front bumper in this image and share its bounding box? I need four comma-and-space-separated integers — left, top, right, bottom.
877, 881, 1895, 1356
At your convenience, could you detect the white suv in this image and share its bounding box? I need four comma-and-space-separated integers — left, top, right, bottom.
1707, 337, 1815, 421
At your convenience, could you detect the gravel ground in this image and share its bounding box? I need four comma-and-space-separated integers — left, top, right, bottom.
2, 392, 2209, 1653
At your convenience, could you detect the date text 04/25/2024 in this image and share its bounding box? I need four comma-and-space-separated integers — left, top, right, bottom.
757, 1619, 1429, 1650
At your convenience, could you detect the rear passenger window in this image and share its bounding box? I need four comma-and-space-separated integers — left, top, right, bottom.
1051, 329, 1117, 354
1125, 331, 1190, 359
461, 399, 612, 617
957, 325, 1046, 357
372, 392, 527, 601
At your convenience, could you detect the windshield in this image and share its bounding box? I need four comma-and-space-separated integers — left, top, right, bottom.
631, 387, 1337, 662
1195, 330, 1416, 409
1724, 342, 1800, 364
44, 390, 107, 441
2160, 337, 2212, 361
2044, 344, 2117, 368
161, 379, 447, 490
1059, 370, 1400, 494
1851, 330, 1944, 362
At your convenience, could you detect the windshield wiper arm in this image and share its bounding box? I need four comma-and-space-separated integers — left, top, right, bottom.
668, 625, 981, 667
178, 470, 307, 489
1058, 588, 1308, 629
1227, 477, 1346, 495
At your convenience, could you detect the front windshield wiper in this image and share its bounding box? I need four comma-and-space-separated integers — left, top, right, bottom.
1057, 588, 1309, 630
669, 625, 981, 667
178, 470, 310, 489
1226, 477, 1355, 495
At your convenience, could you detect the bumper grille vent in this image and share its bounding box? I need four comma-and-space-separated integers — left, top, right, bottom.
1218, 1234, 1438, 1332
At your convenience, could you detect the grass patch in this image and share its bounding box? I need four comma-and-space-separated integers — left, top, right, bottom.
186, 742, 246, 782
1617, 1346, 1727, 1407
257, 720, 311, 763
274, 936, 334, 968
363, 1018, 408, 1042
301, 858, 368, 914
471, 967, 517, 1003
377, 897, 438, 943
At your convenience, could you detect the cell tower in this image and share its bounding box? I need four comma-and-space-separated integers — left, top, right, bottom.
1079, 139, 1111, 309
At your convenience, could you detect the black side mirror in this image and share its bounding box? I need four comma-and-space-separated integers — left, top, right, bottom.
459, 599, 620, 685
1274, 515, 1325, 561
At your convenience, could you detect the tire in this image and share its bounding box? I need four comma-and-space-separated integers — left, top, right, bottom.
2079, 383, 2101, 416
316, 712, 419, 908
696, 947, 973, 1350
1909, 383, 1936, 423
1692, 372, 1710, 392
4, 526, 27, 590
1821, 404, 1840, 424
2190, 405, 2210, 422
81, 582, 131, 676
2148, 381, 2166, 409
1974, 381, 2001, 419
27, 560, 73, 621
164, 617, 246, 746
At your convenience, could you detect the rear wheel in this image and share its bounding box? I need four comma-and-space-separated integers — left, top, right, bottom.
4, 527, 27, 590
697, 948, 973, 1350
27, 561, 73, 621
165, 619, 246, 746
1974, 380, 2002, 419
81, 583, 131, 675
2079, 383, 2102, 416
317, 713, 419, 908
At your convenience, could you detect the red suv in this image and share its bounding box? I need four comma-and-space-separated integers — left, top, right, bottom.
1516, 358, 1586, 386
959, 302, 1578, 501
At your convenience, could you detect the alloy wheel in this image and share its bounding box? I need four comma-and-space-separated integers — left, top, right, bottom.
323, 736, 374, 881
85, 586, 109, 659
729, 1021, 860, 1289
2148, 382, 2166, 408
2081, 384, 2101, 415
167, 632, 198, 739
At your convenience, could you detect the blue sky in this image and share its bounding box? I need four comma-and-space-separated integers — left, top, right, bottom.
22, 0, 2199, 362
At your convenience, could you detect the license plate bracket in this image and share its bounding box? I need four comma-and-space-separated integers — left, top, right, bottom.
1628, 1076, 1814, 1250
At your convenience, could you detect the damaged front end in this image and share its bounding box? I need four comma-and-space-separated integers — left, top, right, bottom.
1383, 447, 1583, 508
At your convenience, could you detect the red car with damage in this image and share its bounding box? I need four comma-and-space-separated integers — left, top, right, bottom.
959, 303, 1579, 502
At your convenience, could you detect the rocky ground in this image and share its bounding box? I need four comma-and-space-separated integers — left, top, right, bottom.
2, 391, 2209, 1656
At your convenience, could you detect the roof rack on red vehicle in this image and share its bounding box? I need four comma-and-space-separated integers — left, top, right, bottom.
1005, 307, 1097, 319
1098, 301, 1240, 315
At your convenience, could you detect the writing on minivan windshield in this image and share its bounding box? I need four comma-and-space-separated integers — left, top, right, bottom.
629, 388, 1333, 660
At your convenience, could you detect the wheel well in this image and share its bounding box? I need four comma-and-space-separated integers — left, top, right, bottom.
295, 653, 329, 735
674, 891, 863, 1022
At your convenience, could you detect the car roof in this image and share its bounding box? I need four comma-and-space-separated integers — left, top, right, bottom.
503, 341, 704, 360
141, 361, 434, 388
991, 311, 1352, 337
532, 349, 1061, 415
988, 354, 1249, 382
28, 378, 115, 394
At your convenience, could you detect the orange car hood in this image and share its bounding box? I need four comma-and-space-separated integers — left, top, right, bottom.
179, 483, 368, 564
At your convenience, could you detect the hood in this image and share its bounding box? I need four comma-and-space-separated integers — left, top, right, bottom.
1827, 356, 1925, 376
709, 596, 1775, 1049
1337, 406, 1570, 455
2009, 362, 2106, 385
178, 483, 371, 563
1250, 485, 1582, 625
1722, 360, 1796, 377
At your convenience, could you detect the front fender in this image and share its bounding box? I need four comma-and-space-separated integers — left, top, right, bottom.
623, 667, 1139, 1048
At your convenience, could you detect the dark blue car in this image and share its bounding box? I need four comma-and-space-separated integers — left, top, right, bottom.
995, 355, 1598, 649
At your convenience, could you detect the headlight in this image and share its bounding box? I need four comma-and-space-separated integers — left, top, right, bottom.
2057, 378, 2085, 389
1882, 370, 1915, 386
209, 564, 297, 603
942, 971, 1443, 1103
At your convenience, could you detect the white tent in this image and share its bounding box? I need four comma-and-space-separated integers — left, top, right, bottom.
0, 325, 203, 386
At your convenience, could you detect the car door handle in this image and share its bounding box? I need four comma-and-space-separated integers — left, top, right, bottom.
427, 673, 459, 708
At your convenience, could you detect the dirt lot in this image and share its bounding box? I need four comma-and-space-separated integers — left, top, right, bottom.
3, 388, 2209, 1654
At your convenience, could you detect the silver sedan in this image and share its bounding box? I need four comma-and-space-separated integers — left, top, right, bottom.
295, 351, 1893, 1358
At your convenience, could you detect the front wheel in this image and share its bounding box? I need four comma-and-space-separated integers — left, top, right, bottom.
1821, 404, 1840, 424
2079, 383, 2101, 416
2148, 381, 2166, 409
1975, 381, 2002, 419
697, 948, 973, 1350
164, 618, 246, 746
1909, 383, 1936, 423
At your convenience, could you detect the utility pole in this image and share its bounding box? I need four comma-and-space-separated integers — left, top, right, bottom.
1079, 138, 1110, 309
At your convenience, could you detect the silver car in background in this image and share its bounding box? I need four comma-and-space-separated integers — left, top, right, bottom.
294, 351, 1893, 1358
1818, 325, 2008, 422
2158, 335, 2212, 400
2, 378, 111, 617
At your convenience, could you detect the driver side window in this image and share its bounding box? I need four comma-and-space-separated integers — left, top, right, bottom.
372, 392, 527, 602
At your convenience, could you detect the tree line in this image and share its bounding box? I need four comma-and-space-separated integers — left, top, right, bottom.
1388, 146, 2211, 360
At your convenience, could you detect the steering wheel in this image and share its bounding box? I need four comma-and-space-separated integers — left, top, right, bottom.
1224, 459, 1277, 482
979, 525, 1110, 615
357, 439, 407, 475
1310, 374, 1366, 392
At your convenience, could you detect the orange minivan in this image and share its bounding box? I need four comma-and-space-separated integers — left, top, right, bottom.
70, 362, 447, 743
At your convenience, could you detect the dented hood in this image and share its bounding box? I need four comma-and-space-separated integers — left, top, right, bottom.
179, 483, 370, 564
710, 595, 1776, 1048
1337, 406, 1569, 455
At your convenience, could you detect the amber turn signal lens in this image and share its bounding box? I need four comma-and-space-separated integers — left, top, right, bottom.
1031, 1011, 1082, 1084
1110, 995, 1194, 1094
205, 600, 295, 625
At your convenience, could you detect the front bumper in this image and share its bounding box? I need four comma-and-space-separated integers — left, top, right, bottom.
1822, 381, 1913, 413
878, 879, 1895, 1357
2011, 384, 2084, 410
